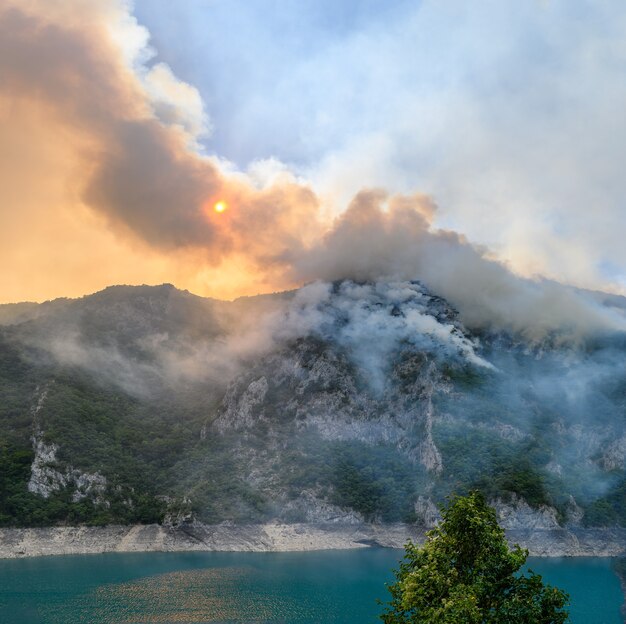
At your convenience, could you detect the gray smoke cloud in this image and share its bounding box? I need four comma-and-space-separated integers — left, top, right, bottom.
0, 0, 323, 275
294, 190, 626, 344
2, 1, 626, 347
264, 280, 493, 392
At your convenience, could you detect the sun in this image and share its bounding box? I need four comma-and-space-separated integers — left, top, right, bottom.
214, 201, 227, 214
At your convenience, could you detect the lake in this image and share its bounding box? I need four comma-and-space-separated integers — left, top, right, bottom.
0, 550, 622, 623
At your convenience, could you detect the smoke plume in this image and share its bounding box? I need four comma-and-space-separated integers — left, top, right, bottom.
1, 0, 625, 344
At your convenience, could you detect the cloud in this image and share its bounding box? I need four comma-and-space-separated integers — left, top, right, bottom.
2, 0, 626, 345
134, 0, 626, 295
293, 190, 626, 342
305, 1, 626, 293
142, 62, 210, 143
0, 0, 323, 300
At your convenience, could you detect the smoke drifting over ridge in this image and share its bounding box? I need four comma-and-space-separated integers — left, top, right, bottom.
293, 190, 626, 342
1, 0, 625, 342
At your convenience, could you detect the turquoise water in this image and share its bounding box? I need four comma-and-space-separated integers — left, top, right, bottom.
0, 550, 622, 623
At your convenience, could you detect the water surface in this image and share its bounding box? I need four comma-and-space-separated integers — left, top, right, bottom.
0, 550, 622, 623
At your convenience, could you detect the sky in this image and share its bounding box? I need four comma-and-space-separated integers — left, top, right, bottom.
1, 0, 626, 304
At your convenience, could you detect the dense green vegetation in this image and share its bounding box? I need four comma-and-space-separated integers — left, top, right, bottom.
582, 476, 626, 527
435, 425, 551, 507
0, 329, 427, 527
0, 329, 181, 526
380, 493, 569, 623
328, 442, 422, 522
0, 441, 164, 526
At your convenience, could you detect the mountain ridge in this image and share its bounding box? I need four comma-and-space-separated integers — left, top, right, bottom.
2, 280, 626, 530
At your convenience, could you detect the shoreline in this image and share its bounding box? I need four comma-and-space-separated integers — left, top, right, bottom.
1, 523, 626, 559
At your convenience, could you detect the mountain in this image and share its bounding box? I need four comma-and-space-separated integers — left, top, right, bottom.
1, 280, 626, 529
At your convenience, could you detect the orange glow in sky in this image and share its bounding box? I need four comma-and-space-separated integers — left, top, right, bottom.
214, 200, 227, 213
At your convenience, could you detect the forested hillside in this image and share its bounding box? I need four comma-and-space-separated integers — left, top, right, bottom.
2, 282, 626, 529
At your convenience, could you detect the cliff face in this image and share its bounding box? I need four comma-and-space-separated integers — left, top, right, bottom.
206, 280, 626, 530
27, 385, 107, 503
2, 281, 626, 531
206, 281, 483, 523
214, 338, 446, 472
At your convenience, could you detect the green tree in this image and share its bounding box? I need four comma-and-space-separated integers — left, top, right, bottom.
380, 492, 569, 623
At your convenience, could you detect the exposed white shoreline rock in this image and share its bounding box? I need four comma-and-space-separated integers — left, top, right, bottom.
1, 523, 625, 559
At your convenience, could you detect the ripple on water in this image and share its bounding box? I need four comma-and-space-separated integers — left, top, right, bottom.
44, 567, 328, 623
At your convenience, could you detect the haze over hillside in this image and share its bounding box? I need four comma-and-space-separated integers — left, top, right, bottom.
2, 278, 626, 530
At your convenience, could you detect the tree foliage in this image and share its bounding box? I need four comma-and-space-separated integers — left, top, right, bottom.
380, 492, 569, 623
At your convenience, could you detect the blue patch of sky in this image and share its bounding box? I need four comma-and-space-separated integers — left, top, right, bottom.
133, 0, 423, 166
